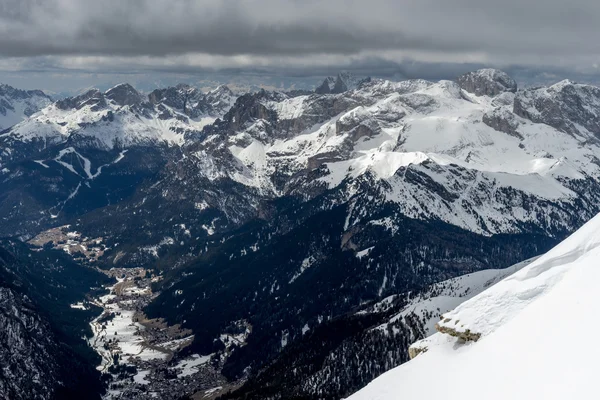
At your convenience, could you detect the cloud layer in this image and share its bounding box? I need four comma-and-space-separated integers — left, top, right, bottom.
2, 0, 600, 91
1, 0, 600, 64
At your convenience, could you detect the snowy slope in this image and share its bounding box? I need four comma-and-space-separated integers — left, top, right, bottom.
364, 256, 538, 339
349, 212, 600, 400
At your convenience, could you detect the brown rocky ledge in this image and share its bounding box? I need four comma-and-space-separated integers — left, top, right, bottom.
435, 320, 482, 342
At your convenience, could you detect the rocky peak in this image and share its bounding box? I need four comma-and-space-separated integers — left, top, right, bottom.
55, 89, 106, 111
149, 86, 185, 109
207, 84, 233, 98
316, 72, 371, 94
220, 89, 283, 132
105, 83, 144, 106
148, 84, 204, 117
0, 84, 52, 127
203, 85, 236, 115
315, 77, 337, 94
456, 68, 517, 97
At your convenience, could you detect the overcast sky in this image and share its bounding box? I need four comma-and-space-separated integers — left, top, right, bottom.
2, 0, 600, 92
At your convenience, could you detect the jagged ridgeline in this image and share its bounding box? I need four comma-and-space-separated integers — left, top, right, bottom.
2, 68, 600, 399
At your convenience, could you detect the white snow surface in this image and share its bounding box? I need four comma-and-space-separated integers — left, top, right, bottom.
350, 212, 600, 400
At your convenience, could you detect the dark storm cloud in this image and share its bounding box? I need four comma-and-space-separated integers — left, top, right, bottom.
1, 0, 600, 61
0, 0, 425, 57
3, 0, 600, 90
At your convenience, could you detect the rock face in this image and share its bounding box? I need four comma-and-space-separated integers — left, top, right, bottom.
435, 321, 482, 342
148, 83, 236, 118
315, 76, 337, 94
0, 287, 58, 400
203, 84, 237, 116
408, 344, 428, 360
513, 80, 600, 139
0, 240, 109, 400
105, 83, 144, 106
457, 68, 518, 97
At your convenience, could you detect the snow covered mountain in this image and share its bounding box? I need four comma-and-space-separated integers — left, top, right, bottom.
0, 83, 52, 131
350, 211, 600, 400
6, 69, 600, 399
1, 82, 227, 154
16, 69, 589, 396
0, 83, 238, 237
8, 69, 600, 241
135, 68, 600, 239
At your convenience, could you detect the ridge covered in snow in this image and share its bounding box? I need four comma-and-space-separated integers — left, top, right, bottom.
1, 82, 236, 150
350, 212, 600, 400
0, 83, 52, 131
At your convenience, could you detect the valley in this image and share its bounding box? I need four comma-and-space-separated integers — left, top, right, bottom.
85, 267, 238, 399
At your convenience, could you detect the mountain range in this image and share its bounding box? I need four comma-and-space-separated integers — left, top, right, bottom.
1, 68, 599, 399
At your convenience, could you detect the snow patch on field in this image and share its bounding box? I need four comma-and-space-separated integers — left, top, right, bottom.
204, 387, 223, 397
133, 370, 150, 385
171, 354, 212, 378
356, 246, 374, 259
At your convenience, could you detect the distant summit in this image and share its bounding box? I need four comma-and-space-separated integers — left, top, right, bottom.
148, 83, 236, 118
315, 72, 371, 94
0, 83, 52, 130
105, 83, 144, 106
456, 68, 518, 97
